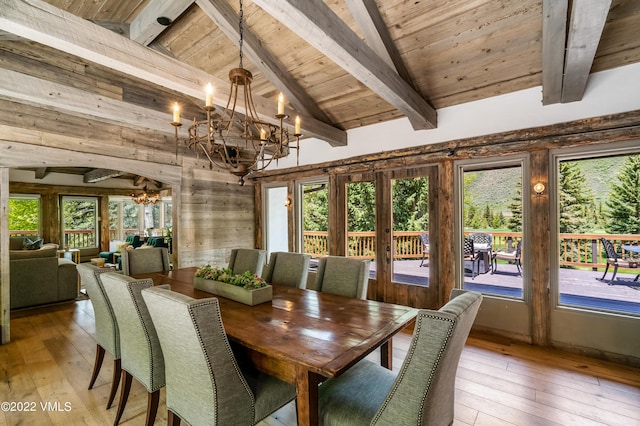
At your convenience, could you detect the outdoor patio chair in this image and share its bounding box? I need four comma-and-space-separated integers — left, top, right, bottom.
419, 233, 430, 267
599, 237, 639, 285
492, 240, 522, 276
470, 232, 493, 273
463, 238, 478, 279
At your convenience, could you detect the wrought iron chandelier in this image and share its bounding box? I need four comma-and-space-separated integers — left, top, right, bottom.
171, 0, 301, 185
130, 186, 161, 205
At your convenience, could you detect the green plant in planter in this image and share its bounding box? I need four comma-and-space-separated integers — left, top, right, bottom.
195, 265, 267, 290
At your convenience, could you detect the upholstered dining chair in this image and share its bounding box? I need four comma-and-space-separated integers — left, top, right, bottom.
141, 286, 297, 426
228, 248, 267, 276
120, 247, 170, 275
100, 272, 166, 426
77, 263, 121, 410
314, 256, 371, 300
317, 289, 482, 426
262, 251, 311, 288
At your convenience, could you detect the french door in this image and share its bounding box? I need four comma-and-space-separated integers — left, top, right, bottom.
455, 155, 532, 338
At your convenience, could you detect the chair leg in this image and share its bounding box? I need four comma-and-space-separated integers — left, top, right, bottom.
88, 344, 105, 390
599, 263, 610, 281
608, 264, 619, 285
168, 410, 181, 426
113, 370, 133, 426
106, 359, 121, 409
146, 390, 161, 426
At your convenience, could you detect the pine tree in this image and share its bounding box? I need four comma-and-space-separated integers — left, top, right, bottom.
605, 155, 640, 234
507, 181, 522, 232
558, 161, 593, 233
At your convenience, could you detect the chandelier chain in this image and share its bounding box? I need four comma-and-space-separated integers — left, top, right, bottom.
238, 0, 244, 69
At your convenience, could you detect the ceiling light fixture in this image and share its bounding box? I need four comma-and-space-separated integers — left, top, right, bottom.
171, 0, 301, 185
131, 186, 161, 205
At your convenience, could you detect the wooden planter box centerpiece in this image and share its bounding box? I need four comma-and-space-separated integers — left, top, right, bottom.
193, 265, 272, 306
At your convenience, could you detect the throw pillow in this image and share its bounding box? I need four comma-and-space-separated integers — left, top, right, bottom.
116, 242, 131, 252
23, 237, 43, 250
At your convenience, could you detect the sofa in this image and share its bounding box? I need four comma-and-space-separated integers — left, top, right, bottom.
9, 236, 79, 309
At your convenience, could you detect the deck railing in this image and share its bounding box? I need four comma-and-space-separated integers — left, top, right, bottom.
303, 231, 640, 268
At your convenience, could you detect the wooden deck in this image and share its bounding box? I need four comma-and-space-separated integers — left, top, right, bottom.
386, 260, 640, 315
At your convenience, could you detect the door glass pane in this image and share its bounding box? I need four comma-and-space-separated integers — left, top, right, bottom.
301, 182, 328, 259
9, 195, 40, 238
392, 176, 429, 285
266, 186, 289, 256
557, 155, 640, 315
62, 196, 98, 249
462, 166, 523, 298
347, 181, 376, 279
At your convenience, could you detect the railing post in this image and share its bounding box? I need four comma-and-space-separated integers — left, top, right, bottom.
591, 239, 598, 271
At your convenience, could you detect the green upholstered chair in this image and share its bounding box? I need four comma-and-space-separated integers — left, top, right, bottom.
262, 251, 311, 288
120, 247, 170, 275
77, 263, 121, 410
317, 290, 482, 426
228, 248, 267, 276
100, 273, 166, 426
315, 256, 371, 300
141, 286, 296, 425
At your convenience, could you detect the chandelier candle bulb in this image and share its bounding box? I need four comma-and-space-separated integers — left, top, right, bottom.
295, 115, 301, 135
278, 93, 284, 115
172, 103, 180, 124
205, 83, 214, 108
260, 128, 266, 141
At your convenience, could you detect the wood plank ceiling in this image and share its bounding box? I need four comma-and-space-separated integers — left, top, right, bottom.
0, 0, 639, 162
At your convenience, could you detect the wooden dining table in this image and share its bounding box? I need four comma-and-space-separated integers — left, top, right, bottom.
133, 267, 418, 426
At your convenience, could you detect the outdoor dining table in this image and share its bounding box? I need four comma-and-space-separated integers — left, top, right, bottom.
133, 267, 418, 426
621, 245, 640, 282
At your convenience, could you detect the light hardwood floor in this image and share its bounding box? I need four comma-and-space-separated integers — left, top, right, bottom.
2, 299, 640, 425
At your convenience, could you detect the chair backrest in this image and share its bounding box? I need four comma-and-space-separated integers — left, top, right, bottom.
120, 247, 170, 275
141, 287, 256, 425
100, 272, 165, 393
419, 233, 429, 248
228, 248, 266, 276
372, 290, 482, 425
470, 232, 492, 249
463, 238, 474, 257
262, 251, 311, 288
77, 263, 120, 358
315, 256, 371, 299
125, 235, 142, 248
600, 237, 618, 260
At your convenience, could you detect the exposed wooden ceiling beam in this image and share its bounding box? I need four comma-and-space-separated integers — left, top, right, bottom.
83, 169, 126, 183
0, 29, 20, 41
0, 0, 346, 147
253, 0, 437, 130
34, 167, 48, 179
344, 0, 416, 90
195, 0, 331, 123
344, 0, 423, 129
0, 68, 170, 132
562, 0, 612, 103
91, 20, 130, 38
130, 0, 193, 45
541, 0, 568, 105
